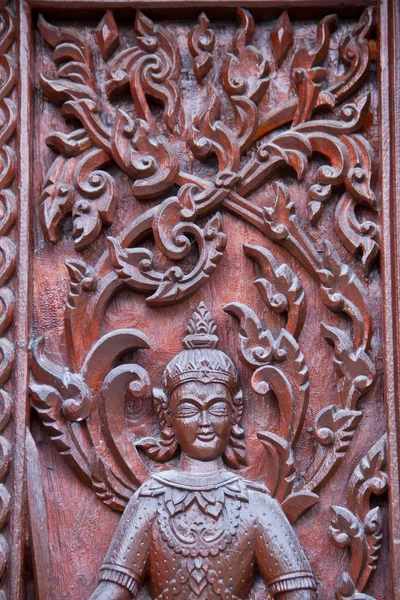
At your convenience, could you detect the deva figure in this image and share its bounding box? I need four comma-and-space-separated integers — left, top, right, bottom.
90, 303, 316, 600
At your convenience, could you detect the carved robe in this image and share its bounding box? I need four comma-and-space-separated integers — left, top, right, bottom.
99, 470, 316, 599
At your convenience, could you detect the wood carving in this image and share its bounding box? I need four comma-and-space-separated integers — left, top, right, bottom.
88, 304, 317, 599
0, 3, 16, 594
28, 6, 389, 600
330, 435, 387, 599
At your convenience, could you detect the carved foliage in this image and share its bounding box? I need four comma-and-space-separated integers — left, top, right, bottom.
39, 11, 182, 250
330, 436, 387, 599
301, 241, 375, 496
224, 244, 318, 522
319, 242, 375, 410
32, 9, 385, 597
188, 13, 215, 82
30, 329, 152, 505
39, 8, 378, 286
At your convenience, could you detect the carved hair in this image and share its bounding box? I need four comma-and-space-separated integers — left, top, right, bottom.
138, 303, 247, 468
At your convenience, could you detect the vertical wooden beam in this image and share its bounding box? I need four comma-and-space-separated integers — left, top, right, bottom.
379, 0, 400, 597
10, 1, 32, 598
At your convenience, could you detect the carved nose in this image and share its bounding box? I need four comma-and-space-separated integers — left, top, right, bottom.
198, 411, 212, 428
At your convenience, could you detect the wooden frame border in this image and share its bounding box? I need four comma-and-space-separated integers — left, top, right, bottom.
10, 2, 33, 599
379, 0, 400, 597
26, 0, 376, 8
7, 1, 400, 598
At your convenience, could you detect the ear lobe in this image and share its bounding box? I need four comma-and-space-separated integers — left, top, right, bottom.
153, 387, 172, 427
136, 387, 179, 463
232, 389, 244, 424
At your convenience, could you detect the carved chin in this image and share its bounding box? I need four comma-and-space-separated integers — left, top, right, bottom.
182, 437, 227, 460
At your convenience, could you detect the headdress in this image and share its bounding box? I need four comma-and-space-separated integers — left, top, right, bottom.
163, 302, 239, 393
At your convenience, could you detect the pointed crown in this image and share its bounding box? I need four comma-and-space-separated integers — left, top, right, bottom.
164, 303, 239, 393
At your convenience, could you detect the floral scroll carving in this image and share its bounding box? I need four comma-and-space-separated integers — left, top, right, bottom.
38, 7, 379, 302
31, 7, 387, 600
330, 435, 388, 600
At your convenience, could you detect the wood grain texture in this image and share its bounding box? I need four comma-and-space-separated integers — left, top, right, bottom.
10, 2, 32, 599
24, 6, 392, 600
0, 1, 392, 598
378, 0, 400, 597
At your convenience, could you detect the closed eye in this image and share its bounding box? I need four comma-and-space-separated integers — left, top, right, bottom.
208, 402, 230, 416
174, 402, 200, 418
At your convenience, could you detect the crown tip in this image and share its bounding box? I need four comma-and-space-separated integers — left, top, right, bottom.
183, 302, 219, 349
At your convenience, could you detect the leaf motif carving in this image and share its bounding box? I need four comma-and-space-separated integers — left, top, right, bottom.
111, 111, 178, 200
318, 241, 372, 352
108, 211, 226, 306
257, 431, 295, 502
243, 243, 306, 339
302, 405, 362, 493
189, 85, 241, 185
291, 15, 338, 125
330, 7, 375, 103
95, 11, 120, 61
221, 9, 269, 152
107, 11, 181, 132
40, 149, 115, 251
188, 13, 215, 82
224, 263, 309, 446
39, 16, 96, 105
330, 436, 387, 599
270, 12, 293, 67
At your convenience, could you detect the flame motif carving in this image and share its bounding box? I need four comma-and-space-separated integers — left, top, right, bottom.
30, 8, 386, 600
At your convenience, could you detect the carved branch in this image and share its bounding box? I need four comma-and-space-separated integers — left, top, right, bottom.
330, 435, 387, 599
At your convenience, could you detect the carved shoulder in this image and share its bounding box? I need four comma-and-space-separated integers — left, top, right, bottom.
100, 482, 160, 587
247, 488, 316, 597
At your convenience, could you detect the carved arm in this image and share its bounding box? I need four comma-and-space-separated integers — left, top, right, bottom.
89, 581, 133, 600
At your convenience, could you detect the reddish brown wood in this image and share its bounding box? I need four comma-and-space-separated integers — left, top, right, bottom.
24, 6, 390, 600
0, 2, 399, 600
379, 0, 400, 596
26, 0, 378, 8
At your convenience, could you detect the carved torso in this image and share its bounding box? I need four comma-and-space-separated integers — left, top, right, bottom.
100, 470, 315, 599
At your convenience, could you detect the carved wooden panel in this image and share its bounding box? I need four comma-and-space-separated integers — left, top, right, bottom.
2, 0, 400, 599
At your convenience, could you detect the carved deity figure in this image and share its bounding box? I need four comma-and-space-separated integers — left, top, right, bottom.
90, 304, 316, 600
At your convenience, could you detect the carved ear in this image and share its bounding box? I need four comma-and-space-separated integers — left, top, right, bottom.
231, 389, 244, 424
136, 388, 179, 462
153, 388, 172, 428
224, 389, 247, 469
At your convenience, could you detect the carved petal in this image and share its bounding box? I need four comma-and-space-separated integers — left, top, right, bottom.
111, 111, 178, 200
188, 13, 215, 82
270, 12, 293, 67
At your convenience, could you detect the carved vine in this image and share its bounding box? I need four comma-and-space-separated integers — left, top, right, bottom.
38, 8, 378, 309
224, 243, 319, 524
31, 9, 385, 598
330, 435, 388, 599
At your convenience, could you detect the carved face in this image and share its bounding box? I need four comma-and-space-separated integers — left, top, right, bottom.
170, 381, 233, 461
